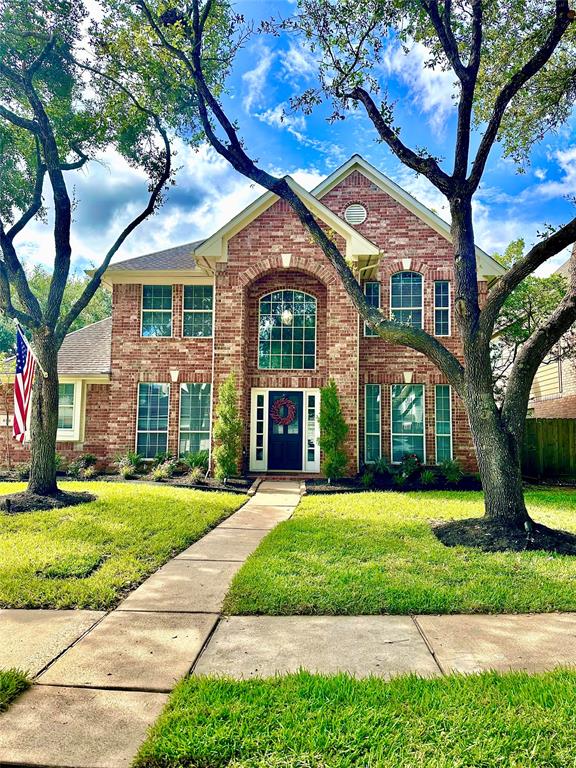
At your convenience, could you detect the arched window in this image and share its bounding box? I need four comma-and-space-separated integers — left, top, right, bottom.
258, 290, 316, 370
390, 272, 423, 329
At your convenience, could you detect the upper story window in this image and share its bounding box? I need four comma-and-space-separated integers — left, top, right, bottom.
183, 285, 213, 337
142, 285, 172, 337
390, 272, 423, 329
258, 289, 316, 370
363, 281, 381, 337
434, 280, 450, 336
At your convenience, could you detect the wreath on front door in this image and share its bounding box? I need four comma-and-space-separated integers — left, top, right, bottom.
270, 396, 297, 426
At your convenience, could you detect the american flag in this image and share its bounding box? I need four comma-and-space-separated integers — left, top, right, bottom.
13, 326, 37, 444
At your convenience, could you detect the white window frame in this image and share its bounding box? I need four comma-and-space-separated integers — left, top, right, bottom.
364, 384, 381, 463
390, 272, 424, 329
178, 382, 212, 457
56, 380, 83, 442
182, 284, 214, 339
390, 383, 426, 464
434, 280, 451, 337
435, 384, 453, 463
249, 388, 320, 473
140, 285, 173, 338
135, 382, 170, 458
363, 281, 381, 337
257, 290, 317, 371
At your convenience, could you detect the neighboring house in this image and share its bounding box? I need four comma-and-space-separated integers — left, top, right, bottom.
2, 155, 505, 473
529, 258, 576, 418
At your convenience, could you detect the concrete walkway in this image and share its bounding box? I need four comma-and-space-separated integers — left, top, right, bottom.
0, 480, 300, 768
3, 479, 576, 767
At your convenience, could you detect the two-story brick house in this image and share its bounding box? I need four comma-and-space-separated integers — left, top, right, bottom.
4, 155, 504, 473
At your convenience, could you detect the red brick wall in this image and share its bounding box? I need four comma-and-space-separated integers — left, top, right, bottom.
213, 198, 359, 472
0, 167, 485, 474
531, 395, 576, 419
319, 170, 477, 470
108, 283, 213, 458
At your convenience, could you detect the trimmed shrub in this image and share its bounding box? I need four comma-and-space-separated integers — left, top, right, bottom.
319, 379, 349, 480
182, 450, 209, 471
188, 466, 205, 484
440, 459, 464, 485
420, 469, 436, 486
115, 450, 144, 478
213, 373, 242, 481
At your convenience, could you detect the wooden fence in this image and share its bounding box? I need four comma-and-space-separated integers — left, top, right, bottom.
522, 418, 576, 478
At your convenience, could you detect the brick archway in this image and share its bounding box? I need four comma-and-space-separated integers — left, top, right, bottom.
237, 254, 337, 289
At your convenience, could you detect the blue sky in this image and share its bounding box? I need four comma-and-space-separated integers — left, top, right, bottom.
15, 0, 576, 275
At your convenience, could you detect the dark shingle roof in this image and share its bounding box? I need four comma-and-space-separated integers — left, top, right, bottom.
107, 241, 204, 272
58, 317, 112, 377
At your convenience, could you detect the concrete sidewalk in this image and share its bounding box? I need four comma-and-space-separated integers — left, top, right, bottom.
0, 480, 300, 768
3, 479, 576, 767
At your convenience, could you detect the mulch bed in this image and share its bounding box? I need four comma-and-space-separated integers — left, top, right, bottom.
0, 490, 96, 515
432, 517, 576, 555
306, 476, 483, 494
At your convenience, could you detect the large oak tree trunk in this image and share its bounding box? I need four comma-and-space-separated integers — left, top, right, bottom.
465, 393, 530, 528
450, 195, 531, 529
27, 332, 59, 496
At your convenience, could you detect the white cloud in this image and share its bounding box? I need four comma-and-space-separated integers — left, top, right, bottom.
534, 146, 576, 199
242, 44, 275, 113
10, 142, 332, 273
382, 42, 457, 135
534, 167, 547, 181
256, 102, 306, 131
279, 41, 317, 80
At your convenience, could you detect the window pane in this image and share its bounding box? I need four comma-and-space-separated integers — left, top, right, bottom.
391, 384, 424, 462
58, 383, 75, 430
435, 385, 452, 462
259, 290, 316, 369
365, 384, 381, 462
137, 383, 169, 458
390, 272, 423, 329
142, 286, 172, 337
183, 286, 214, 338
179, 383, 211, 456
434, 281, 450, 335
364, 281, 380, 337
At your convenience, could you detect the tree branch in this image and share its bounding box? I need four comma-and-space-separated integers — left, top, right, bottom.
468, 0, 572, 192
6, 139, 46, 240
0, 259, 37, 327
502, 249, 576, 441
0, 221, 42, 323
480, 215, 576, 340
419, 0, 467, 81
0, 104, 39, 133
136, 0, 465, 392
345, 86, 452, 194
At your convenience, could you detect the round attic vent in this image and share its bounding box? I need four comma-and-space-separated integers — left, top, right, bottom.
344, 203, 367, 225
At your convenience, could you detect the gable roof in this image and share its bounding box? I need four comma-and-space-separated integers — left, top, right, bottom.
194, 176, 380, 262
313, 154, 505, 279
99, 153, 505, 281
58, 317, 112, 377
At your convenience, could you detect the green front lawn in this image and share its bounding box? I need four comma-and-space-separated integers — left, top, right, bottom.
135, 670, 576, 768
0, 482, 245, 610
224, 489, 576, 615
0, 669, 29, 713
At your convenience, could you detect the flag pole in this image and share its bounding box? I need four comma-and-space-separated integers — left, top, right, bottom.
14, 320, 49, 379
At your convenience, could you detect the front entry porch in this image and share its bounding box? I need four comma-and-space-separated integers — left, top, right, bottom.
249, 388, 320, 473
